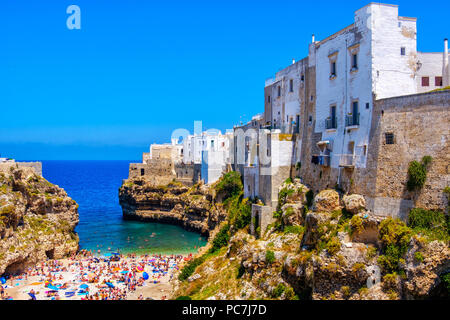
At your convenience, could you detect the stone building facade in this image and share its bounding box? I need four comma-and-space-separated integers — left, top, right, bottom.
238, 3, 449, 221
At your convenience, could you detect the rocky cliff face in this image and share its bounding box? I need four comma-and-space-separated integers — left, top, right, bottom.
0, 167, 79, 275
119, 178, 227, 237
172, 178, 450, 300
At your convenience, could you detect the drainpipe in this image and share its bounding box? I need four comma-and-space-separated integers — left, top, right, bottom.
444, 38, 449, 87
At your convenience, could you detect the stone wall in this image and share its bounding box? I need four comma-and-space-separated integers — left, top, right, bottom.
0, 162, 42, 177
298, 90, 449, 219
361, 90, 450, 218
128, 159, 176, 185
175, 163, 201, 186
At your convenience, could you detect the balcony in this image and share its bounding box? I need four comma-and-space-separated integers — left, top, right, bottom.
325, 117, 337, 130
339, 154, 355, 168
318, 155, 331, 167
345, 113, 360, 127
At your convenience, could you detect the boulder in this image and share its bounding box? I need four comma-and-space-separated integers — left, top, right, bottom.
313, 189, 340, 213
281, 203, 304, 226
343, 194, 366, 214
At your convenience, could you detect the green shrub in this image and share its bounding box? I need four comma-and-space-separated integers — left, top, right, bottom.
215, 172, 243, 201
283, 225, 305, 235
272, 283, 286, 298
227, 195, 252, 230
414, 251, 424, 263
407, 156, 432, 192
266, 250, 275, 264
178, 255, 207, 281
326, 237, 341, 256
377, 218, 412, 273
440, 272, 450, 294
209, 224, 230, 254
175, 296, 192, 300
408, 208, 449, 241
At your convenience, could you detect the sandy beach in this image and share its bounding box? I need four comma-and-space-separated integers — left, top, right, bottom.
0, 251, 191, 300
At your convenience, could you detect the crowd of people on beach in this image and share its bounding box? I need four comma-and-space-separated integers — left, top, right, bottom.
1, 250, 192, 300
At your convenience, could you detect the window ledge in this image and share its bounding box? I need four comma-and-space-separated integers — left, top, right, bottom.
326, 128, 337, 133
346, 125, 359, 130
350, 67, 359, 74
329, 75, 337, 80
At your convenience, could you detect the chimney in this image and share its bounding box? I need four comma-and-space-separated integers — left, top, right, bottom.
312, 34, 315, 43
444, 38, 449, 87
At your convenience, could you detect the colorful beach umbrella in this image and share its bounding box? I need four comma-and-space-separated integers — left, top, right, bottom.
142, 272, 149, 280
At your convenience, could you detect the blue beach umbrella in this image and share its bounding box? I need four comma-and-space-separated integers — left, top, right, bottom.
79, 284, 89, 289
142, 272, 149, 280
106, 282, 115, 288
48, 285, 59, 291
0, 277, 6, 284
120, 270, 129, 274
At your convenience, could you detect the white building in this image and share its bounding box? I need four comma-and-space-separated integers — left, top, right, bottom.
182, 130, 233, 184
313, 3, 447, 170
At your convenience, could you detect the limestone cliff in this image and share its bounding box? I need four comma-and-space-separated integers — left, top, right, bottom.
0, 166, 79, 275
119, 178, 227, 237
172, 178, 450, 300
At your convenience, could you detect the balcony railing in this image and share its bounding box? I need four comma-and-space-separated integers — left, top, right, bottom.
339, 154, 355, 168
345, 113, 360, 127
318, 155, 331, 167
325, 117, 337, 130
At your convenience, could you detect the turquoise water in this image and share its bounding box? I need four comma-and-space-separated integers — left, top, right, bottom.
41, 160, 207, 255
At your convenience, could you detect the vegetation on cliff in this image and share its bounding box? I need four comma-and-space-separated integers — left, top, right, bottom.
172, 176, 449, 300
0, 166, 79, 275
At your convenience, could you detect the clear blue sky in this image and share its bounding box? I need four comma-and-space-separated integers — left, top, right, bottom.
1, 0, 448, 160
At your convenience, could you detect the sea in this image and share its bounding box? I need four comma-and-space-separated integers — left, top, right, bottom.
39, 160, 207, 255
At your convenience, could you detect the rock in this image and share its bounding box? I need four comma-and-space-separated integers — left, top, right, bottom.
119, 179, 226, 237
313, 189, 340, 213
301, 211, 332, 247
403, 238, 450, 298
343, 194, 366, 214
187, 273, 201, 282
0, 168, 79, 275
281, 203, 304, 226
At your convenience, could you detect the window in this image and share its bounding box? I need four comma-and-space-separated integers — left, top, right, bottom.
385, 133, 395, 145
401, 47, 406, 56
435, 76, 443, 87
352, 53, 358, 69
330, 61, 337, 77
140, 169, 145, 176
301, 74, 305, 82
422, 77, 430, 87
366, 103, 370, 109
277, 86, 281, 97
211, 140, 214, 148
289, 79, 294, 92
267, 95, 271, 103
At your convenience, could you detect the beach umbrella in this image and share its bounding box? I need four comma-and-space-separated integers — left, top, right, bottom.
0, 277, 6, 284
120, 270, 129, 274
79, 284, 89, 289
48, 285, 59, 291
106, 282, 115, 288
142, 272, 149, 280
30, 282, 42, 286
